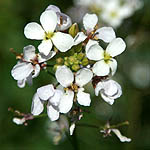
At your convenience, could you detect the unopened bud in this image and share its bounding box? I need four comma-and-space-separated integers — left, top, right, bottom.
82, 57, 89, 66
69, 23, 79, 37
56, 57, 64, 65
72, 64, 80, 71
77, 53, 85, 60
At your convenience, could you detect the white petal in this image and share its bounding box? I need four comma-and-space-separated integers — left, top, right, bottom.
75, 68, 93, 87
24, 22, 45, 40
101, 93, 115, 105
40, 10, 57, 33
23, 45, 36, 62
95, 27, 116, 43
83, 13, 98, 32
92, 60, 110, 76
50, 89, 63, 106
112, 129, 131, 142
38, 40, 53, 56
26, 73, 33, 86
70, 123, 76, 135
38, 51, 56, 63
74, 32, 87, 45
86, 44, 104, 61
31, 93, 44, 116
11, 62, 33, 80
109, 58, 117, 76
47, 104, 59, 121
37, 84, 55, 101
52, 32, 74, 52
45, 5, 61, 13
17, 79, 26, 88
55, 66, 74, 88
13, 118, 25, 125
85, 39, 99, 52
59, 90, 74, 113
77, 88, 91, 106
106, 38, 126, 57
32, 64, 40, 78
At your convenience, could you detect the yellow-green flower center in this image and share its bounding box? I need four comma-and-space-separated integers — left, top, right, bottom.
104, 51, 111, 63
44, 32, 54, 40
110, 11, 118, 18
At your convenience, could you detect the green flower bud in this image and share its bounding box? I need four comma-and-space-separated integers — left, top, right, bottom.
82, 57, 89, 66
69, 23, 79, 38
72, 64, 80, 72
56, 57, 64, 65
68, 56, 76, 65
64, 60, 69, 66
77, 53, 85, 60
53, 64, 60, 72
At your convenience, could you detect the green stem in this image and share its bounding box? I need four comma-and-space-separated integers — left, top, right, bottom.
110, 121, 129, 129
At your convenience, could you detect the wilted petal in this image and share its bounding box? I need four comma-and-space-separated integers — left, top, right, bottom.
55, 66, 74, 87
74, 32, 87, 45
38, 40, 52, 56
23, 45, 36, 62
77, 88, 91, 106
92, 60, 110, 76
50, 89, 63, 106
17, 79, 26, 88
70, 123, 76, 135
86, 44, 104, 61
112, 129, 131, 142
11, 62, 33, 80
45, 5, 61, 13
37, 84, 55, 101
75, 68, 93, 87
106, 38, 126, 57
59, 90, 74, 113
31, 93, 44, 116
40, 10, 57, 33
13, 118, 25, 125
24, 22, 45, 40
95, 27, 116, 43
83, 13, 98, 32
47, 104, 59, 121
52, 32, 74, 52
109, 58, 117, 76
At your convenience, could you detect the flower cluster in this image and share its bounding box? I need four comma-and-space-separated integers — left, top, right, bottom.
69, 0, 143, 28
11, 5, 130, 142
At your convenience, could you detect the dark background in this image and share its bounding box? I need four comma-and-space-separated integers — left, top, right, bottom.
0, 0, 150, 149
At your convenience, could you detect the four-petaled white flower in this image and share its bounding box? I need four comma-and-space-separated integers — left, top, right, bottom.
31, 84, 63, 121
86, 38, 126, 76
74, 13, 116, 45
46, 5, 72, 31
24, 10, 74, 56
55, 65, 93, 113
11, 45, 55, 88
95, 79, 122, 105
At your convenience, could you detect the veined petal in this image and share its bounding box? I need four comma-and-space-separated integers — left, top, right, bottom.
17, 79, 26, 88
38, 51, 56, 63
75, 68, 93, 87
83, 13, 98, 32
59, 90, 74, 113
77, 88, 91, 106
23, 45, 36, 62
47, 104, 59, 121
31, 93, 44, 116
52, 32, 74, 52
55, 66, 74, 88
11, 62, 33, 80
74, 32, 87, 45
112, 129, 131, 142
45, 5, 61, 13
37, 84, 55, 101
85, 39, 99, 52
109, 58, 117, 76
40, 10, 57, 33
32, 64, 40, 78
86, 44, 104, 61
38, 39, 52, 56
95, 27, 116, 43
106, 38, 126, 57
50, 89, 63, 106
24, 22, 45, 40
92, 60, 110, 76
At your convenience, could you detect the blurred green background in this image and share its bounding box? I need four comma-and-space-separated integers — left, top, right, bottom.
0, 0, 150, 149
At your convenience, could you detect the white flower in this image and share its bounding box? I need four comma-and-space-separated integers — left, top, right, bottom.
55, 66, 93, 113
45, 5, 72, 31
13, 117, 26, 125
95, 79, 122, 105
11, 45, 55, 88
31, 84, 63, 121
24, 10, 74, 56
86, 38, 126, 76
74, 13, 116, 45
